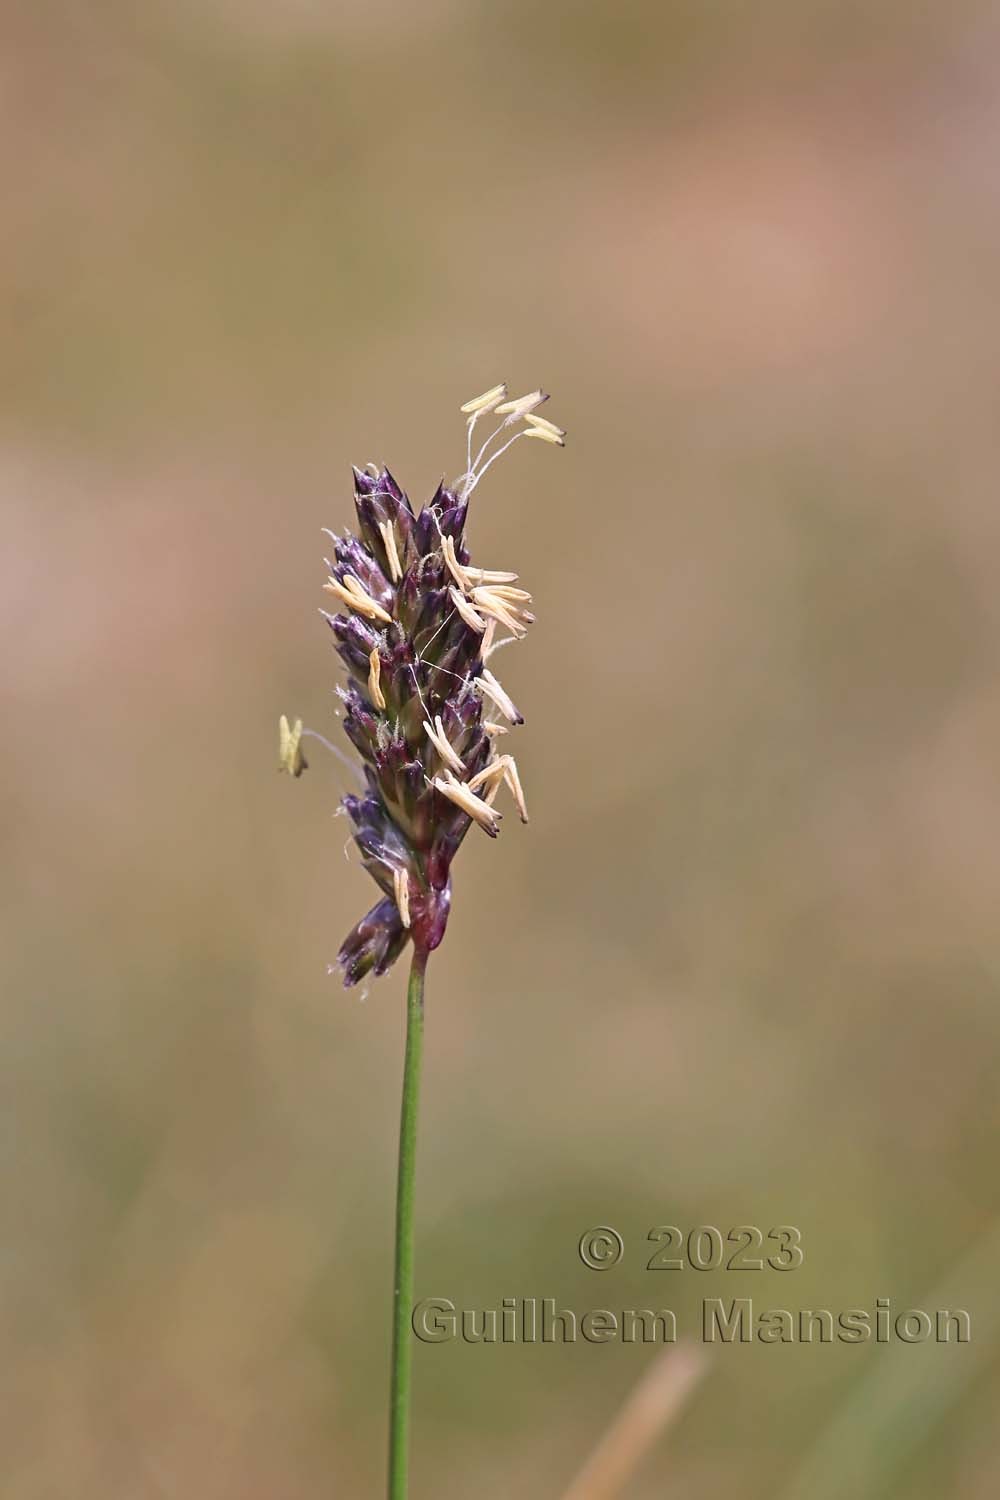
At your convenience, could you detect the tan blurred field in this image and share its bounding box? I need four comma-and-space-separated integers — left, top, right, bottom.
3, 2, 1000, 1496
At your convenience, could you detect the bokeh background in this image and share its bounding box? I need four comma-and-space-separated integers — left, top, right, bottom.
4, 2, 1000, 1496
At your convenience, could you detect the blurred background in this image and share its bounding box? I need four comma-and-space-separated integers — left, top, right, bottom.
3, 1, 1000, 1495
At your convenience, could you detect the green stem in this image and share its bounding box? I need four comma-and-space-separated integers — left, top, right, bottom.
387, 947, 428, 1500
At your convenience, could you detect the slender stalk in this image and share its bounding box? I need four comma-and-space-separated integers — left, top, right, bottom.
387, 947, 428, 1500
558, 1345, 708, 1500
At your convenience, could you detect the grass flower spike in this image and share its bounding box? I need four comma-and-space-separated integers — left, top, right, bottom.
294, 383, 564, 988
280, 383, 563, 1500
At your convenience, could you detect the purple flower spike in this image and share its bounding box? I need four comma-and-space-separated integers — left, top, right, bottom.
281, 384, 565, 987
